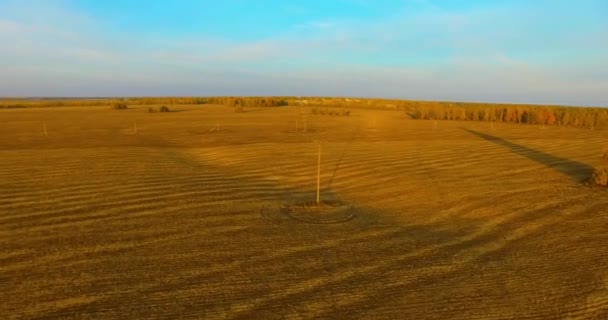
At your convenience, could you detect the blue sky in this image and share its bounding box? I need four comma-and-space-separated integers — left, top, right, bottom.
0, 0, 606, 105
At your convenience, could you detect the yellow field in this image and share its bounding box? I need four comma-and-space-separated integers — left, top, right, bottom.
2, 104, 608, 319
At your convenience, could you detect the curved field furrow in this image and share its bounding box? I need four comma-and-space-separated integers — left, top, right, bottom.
2, 107, 607, 319
0, 180, 286, 222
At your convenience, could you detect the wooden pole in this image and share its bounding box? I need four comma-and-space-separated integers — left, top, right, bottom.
316, 141, 321, 205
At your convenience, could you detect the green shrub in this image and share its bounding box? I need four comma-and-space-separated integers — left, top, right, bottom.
159, 105, 170, 113
112, 102, 128, 110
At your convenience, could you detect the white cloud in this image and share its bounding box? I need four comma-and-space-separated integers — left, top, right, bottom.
0, 0, 606, 106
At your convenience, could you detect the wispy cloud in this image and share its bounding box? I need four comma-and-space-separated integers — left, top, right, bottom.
295, 20, 341, 30
0, 0, 606, 105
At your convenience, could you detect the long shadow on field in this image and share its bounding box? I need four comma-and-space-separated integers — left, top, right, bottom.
463, 128, 593, 182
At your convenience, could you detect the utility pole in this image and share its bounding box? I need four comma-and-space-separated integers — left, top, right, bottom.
316, 141, 321, 205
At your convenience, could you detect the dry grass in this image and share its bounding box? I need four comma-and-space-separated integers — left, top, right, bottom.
592, 167, 608, 186
592, 149, 608, 186
1, 104, 608, 319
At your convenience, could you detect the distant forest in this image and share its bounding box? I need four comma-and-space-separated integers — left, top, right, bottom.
2, 96, 607, 129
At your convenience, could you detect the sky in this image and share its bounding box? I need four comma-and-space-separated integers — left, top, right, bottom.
0, 0, 606, 105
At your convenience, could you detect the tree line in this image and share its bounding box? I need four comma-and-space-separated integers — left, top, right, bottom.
402, 101, 608, 128
1, 96, 606, 128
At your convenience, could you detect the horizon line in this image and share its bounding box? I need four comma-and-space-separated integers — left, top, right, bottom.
0, 96, 605, 109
